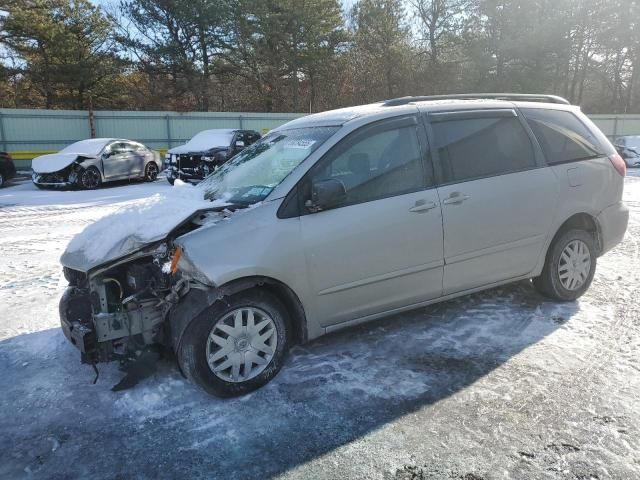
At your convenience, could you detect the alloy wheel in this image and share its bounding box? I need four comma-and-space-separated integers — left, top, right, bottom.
146, 163, 158, 181
82, 168, 100, 189
205, 307, 278, 383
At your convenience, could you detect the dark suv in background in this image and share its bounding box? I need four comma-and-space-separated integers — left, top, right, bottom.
0, 151, 16, 188
166, 129, 261, 184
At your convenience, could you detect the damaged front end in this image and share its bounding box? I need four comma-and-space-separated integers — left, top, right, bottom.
32, 156, 94, 188
58, 207, 228, 382
32, 162, 82, 188
59, 244, 186, 366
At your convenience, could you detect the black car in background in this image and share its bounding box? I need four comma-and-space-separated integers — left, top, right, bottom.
614, 135, 640, 167
165, 129, 261, 184
0, 151, 16, 187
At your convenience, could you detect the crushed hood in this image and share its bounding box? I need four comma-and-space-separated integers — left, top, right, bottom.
32, 153, 96, 174
60, 182, 227, 272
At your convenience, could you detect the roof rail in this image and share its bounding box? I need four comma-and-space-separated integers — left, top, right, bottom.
383, 93, 571, 107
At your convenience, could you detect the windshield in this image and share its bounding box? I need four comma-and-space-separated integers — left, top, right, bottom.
198, 126, 338, 204
60, 139, 110, 155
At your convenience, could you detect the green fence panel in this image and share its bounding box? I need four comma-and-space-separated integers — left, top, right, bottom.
3, 107, 639, 170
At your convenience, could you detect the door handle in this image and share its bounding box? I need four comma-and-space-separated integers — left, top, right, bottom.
442, 192, 470, 205
409, 199, 437, 213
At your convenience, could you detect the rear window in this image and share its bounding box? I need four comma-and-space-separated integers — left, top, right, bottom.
522, 108, 609, 165
432, 115, 536, 183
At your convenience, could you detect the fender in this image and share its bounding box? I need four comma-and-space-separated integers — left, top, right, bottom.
167, 276, 309, 353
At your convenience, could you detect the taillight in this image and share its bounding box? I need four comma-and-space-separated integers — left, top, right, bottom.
608, 153, 626, 177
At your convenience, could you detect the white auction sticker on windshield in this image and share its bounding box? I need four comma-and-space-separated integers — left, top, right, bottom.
283, 139, 316, 149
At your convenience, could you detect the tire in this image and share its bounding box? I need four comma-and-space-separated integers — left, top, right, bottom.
178, 290, 290, 397
144, 162, 159, 182
80, 166, 102, 190
533, 228, 597, 301
0, 172, 4, 188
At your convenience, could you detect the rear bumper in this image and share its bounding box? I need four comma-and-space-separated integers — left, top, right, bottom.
597, 201, 629, 255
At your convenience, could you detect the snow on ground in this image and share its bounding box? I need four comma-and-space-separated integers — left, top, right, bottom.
0, 174, 639, 480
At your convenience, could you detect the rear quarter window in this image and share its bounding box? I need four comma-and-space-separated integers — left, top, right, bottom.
522, 108, 613, 165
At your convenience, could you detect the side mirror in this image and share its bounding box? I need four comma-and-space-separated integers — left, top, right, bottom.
306, 178, 347, 212
235, 140, 245, 148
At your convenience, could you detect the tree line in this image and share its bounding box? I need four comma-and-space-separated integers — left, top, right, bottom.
0, 0, 638, 114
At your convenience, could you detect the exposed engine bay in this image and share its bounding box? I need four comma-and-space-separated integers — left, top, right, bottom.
58, 207, 231, 380
32, 157, 89, 187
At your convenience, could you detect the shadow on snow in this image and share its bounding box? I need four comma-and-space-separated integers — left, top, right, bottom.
0, 281, 577, 479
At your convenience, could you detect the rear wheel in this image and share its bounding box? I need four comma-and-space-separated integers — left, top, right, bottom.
0, 172, 4, 188
80, 166, 101, 190
178, 290, 289, 397
533, 228, 597, 301
144, 162, 159, 182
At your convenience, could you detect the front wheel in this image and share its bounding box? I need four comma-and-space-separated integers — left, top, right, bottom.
144, 162, 159, 182
533, 229, 597, 301
178, 290, 289, 397
80, 166, 102, 190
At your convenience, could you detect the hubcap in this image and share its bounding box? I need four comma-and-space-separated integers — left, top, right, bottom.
205, 307, 278, 383
558, 239, 591, 291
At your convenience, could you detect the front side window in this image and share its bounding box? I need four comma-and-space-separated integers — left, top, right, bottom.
110, 142, 133, 155
309, 121, 427, 207
522, 108, 605, 164
432, 115, 536, 183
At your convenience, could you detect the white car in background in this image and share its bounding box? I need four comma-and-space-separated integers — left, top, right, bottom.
31, 138, 163, 189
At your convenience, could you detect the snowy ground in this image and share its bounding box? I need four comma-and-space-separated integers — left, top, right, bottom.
0, 174, 639, 480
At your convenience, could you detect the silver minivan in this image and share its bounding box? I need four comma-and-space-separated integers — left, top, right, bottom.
59, 94, 629, 397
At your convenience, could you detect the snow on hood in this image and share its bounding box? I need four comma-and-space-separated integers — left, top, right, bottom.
31, 153, 96, 174
61, 181, 228, 272
168, 130, 235, 155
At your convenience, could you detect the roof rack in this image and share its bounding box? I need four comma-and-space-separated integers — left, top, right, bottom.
383, 93, 571, 107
